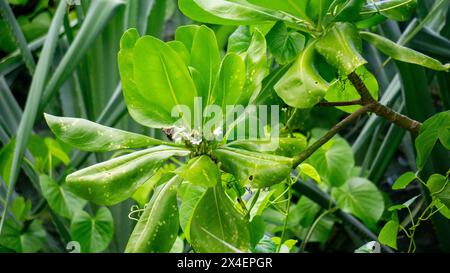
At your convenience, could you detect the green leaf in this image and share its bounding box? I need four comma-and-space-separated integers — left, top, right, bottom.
70, 207, 114, 253
125, 175, 181, 253
66, 146, 190, 206
226, 136, 307, 157
44, 137, 70, 166
378, 220, 399, 250
179, 183, 207, 241
333, 177, 384, 228
324, 66, 378, 113
242, 29, 268, 104
175, 25, 200, 51
190, 25, 221, 107
415, 111, 450, 169
274, 42, 329, 109
39, 175, 86, 219
213, 147, 292, 188
249, 215, 265, 248
307, 132, 354, 187
175, 155, 220, 188
210, 52, 246, 110
189, 183, 250, 252
315, 22, 367, 75
361, 0, 417, 22
118, 28, 197, 128
427, 174, 450, 209
392, 172, 417, 190
10, 196, 31, 221
178, 0, 285, 26
298, 163, 321, 183
228, 26, 252, 54
45, 113, 168, 152
388, 195, 420, 212
266, 21, 305, 65
435, 199, 450, 219
0, 138, 14, 186
0, 219, 45, 253
360, 31, 450, 72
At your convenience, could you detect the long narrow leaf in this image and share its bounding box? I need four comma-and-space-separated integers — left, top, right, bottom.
0, 0, 67, 235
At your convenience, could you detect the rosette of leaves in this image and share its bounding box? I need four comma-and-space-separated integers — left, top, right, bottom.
179, 0, 449, 110
44, 25, 307, 253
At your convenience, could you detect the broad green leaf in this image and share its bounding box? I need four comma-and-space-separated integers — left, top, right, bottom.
118, 29, 197, 128
333, 177, 384, 227
298, 163, 321, 183
167, 41, 191, 65
249, 190, 275, 220
435, 199, 450, 219
213, 147, 292, 188
178, 0, 286, 26
228, 26, 252, 54
70, 207, 114, 253
274, 42, 329, 109
0, 219, 45, 253
333, 0, 366, 21
44, 137, 70, 166
307, 132, 354, 187
175, 155, 220, 188
45, 114, 167, 152
289, 196, 321, 228
189, 184, 250, 252
190, 25, 221, 107
361, 0, 417, 21
125, 175, 181, 253
243, 29, 268, 104
266, 21, 305, 65
249, 216, 265, 248
10, 196, 31, 222
427, 174, 450, 209
226, 136, 307, 157
392, 171, 417, 190
175, 25, 200, 52
39, 175, 86, 219
132, 165, 176, 207
360, 32, 450, 72
324, 66, 379, 113
315, 22, 367, 75
415, 111, 450, 169
170, 237, 185, 253
378, 220, 399, 250
66, 146, 190, 206
253, 235, 276, 253
179, 183, 207, 241
210, 53, 246, 110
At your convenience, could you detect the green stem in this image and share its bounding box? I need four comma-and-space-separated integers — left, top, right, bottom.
277, 183, 292, 253
300, 207, 337, 252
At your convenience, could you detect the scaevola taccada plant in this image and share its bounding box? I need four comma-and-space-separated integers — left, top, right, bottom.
44, 0, 450, 253
44, 23, 306, 253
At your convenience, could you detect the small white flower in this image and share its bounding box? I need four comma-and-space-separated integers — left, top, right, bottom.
190, 129, 202, 145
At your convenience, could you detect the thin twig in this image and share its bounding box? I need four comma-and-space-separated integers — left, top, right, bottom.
318, 99, 362, 107
292, 105, 370, 168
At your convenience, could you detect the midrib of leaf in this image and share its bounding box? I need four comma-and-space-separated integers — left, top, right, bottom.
213, 186, 226, 241
360, 0, 415, 15
287, 0, 312, 24
158, 54, 190, 128
133, 177, 175, 249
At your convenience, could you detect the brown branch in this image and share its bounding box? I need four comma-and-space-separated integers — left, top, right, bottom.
291, 71, 423, 169
292, 105, 370, 168
347, 71, 422, 135
318, 99, 362, 107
